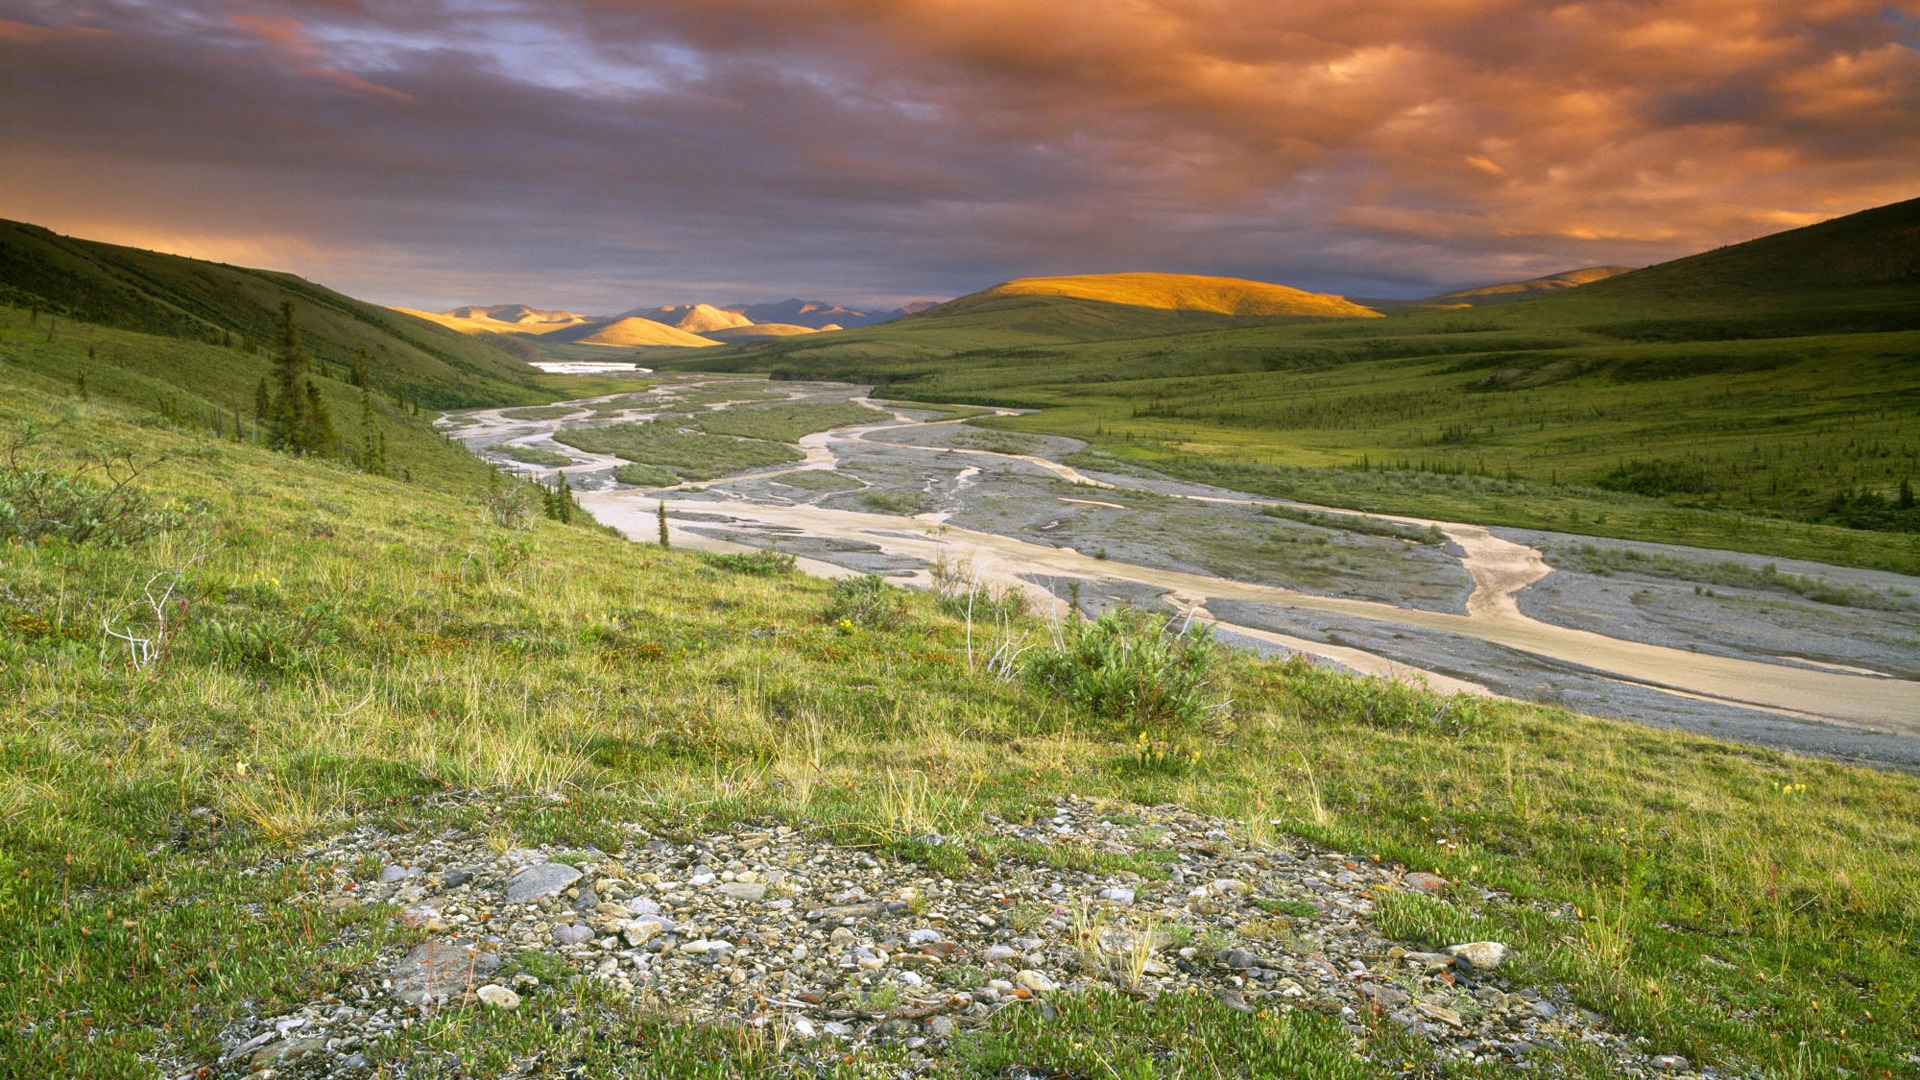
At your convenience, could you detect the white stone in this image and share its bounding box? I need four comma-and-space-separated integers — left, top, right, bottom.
1445, 941, 1509, 970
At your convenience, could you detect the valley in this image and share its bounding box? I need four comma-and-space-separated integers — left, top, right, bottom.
444, 374, 1920, 770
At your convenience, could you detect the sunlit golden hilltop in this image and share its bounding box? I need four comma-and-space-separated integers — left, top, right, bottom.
980, 272, 1384, 318
556, 316, 721, 348
626, 303, 755, 334
392, 304, 595, 335
702, 323, 832, 340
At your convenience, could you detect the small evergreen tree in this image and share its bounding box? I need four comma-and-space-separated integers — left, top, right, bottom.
1901, 478, 1915, 511
658, 500, 670, 548
349, 348, 371, 389
303, 380, 338, 455
254, 377, 271, 425
358, 385, 387, 475
266, 303, 318, 451
558, 474, 573, 523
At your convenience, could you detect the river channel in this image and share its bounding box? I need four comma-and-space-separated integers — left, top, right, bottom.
441, 374, 1920, 771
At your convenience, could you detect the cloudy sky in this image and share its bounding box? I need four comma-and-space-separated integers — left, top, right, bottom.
3, 1, 1915, 312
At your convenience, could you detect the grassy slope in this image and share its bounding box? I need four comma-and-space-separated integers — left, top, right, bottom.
0, 220, 547, 408
680, 200, 1920, 572
2, 307, 1917, 1078
678, 292, 1366, 373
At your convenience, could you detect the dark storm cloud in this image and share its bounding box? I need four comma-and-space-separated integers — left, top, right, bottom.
1, 0, 1914, 309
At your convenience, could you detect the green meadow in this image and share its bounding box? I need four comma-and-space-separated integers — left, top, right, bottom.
3, 301, 1918, 1077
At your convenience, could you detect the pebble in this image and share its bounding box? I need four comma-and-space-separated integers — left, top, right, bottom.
204, 802, 1682, 1077
1446, 940, 1509, 971
1014, 970, 1058, 993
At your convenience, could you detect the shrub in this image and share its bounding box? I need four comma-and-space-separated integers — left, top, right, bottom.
1280, 658, 1484, 738
1024, 608, 1224, 728
0, 430, 185, 546
483, 480, 539, 529
702, 548, 798, 576
823, 574, 908, 630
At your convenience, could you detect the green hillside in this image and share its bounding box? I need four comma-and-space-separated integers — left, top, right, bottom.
0, 220, 548, 408
3, 297, 1918, 1077
689, 198, 1920, 569
677, 273, 1386, 376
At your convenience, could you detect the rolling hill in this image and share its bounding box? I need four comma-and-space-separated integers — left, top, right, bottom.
553, 316, 721, 348
621, 303, 755, 334
1419, 266, 1634, 306
0, 220, 546, 408
676, 195, 1920, 562
672, 272, 1384, 370
964, 272, 1382, 318
395, 304, 595, 336
726, 298, 937, 329
701, 323, 825, 340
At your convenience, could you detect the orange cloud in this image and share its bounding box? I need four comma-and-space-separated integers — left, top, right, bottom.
0, 0, 1912, 306
225, 11, 413, 102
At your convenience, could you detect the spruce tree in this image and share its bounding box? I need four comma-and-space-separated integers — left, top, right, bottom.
303, 380, 338, 455
658, 500, 670, 548
557, 474, 573, 523
349, 349, 371, 389
1901, 478, 1915, 511
266, 302, 315, 451
254, 377, 271, 425
358, 386, 386, 475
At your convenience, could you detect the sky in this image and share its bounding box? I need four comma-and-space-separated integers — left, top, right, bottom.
2, 1, 1916, 312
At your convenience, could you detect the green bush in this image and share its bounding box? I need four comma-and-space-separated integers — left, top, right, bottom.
1024, 608, 1223, 728
0, 460, 185, 547
1280, 657, 1483, 737
702, 548, 798, 576
823, 573, 908, 630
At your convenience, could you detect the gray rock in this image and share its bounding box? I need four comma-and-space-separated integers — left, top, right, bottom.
553, 923, 594, 946
1529, 999, 1558, 1019
1358, 983, 1410, 1007
1098, 886, 1135, 904
505, 862, 582, 905
572, 885, 600, 913
1654, 1056, 1690, 1072
907, 928, 944, 946
715, 881, 767, 903
441, 868, 474, 889
927, 1015, 955, 1038
254, 1035, 329, 1069
982, 945, 1021, 964
1446, 941, 1509, 971
1219, 948, 1260, 970
1213, 987, 1252, 1013
391, 940, 500, 1005
378, 864, 414, 883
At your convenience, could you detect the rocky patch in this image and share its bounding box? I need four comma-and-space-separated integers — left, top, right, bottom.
188, 799, 1710, 1077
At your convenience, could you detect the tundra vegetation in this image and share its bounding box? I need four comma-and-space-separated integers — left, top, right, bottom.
2, 303, 1917, 1078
